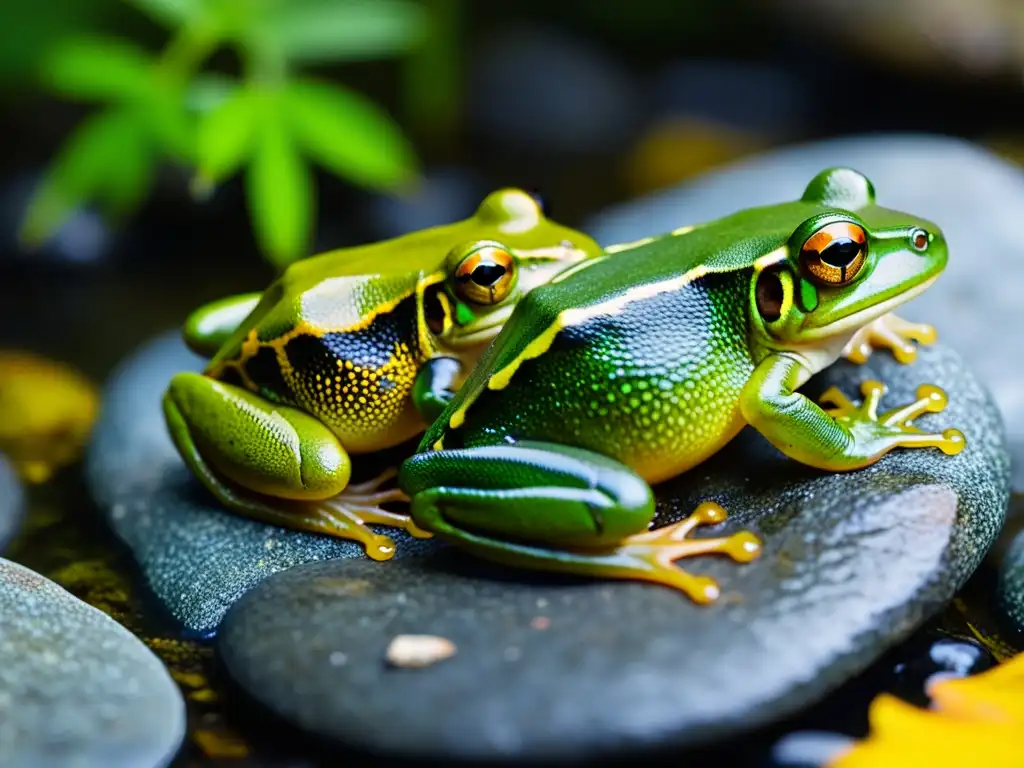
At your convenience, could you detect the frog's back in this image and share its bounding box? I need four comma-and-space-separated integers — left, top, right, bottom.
428, 238, 758, 483
206, 258, 429, 452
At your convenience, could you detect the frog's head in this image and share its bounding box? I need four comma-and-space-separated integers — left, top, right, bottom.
428, 189, 602, 349
750, 167, 947, 364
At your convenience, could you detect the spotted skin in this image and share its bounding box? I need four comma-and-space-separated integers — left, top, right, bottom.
440, 270, 753, 483
403, 168, 965, 603
162, 186, 606, 559
211, 291, 430, 453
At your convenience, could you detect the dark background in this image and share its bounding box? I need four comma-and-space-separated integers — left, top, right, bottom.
3, 0, 1024, 383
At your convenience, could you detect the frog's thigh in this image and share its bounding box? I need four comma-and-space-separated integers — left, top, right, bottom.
182, 292, 262, 358
399, 441, 656, 547
164, 372, 351, 500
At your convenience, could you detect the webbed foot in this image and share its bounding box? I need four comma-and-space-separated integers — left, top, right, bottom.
842, 313, 937, 365
819, 380, 965, 459
591, 503, 762, 603
313, 467, 433, 561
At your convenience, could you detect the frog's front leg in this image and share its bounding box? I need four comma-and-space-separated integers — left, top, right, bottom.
163, 372, 430, 560
411, 357, 462, 425
399, 442, 762, 603
842, 313, 937, 365
740, 353, 965, 472
182, 292, 262, 358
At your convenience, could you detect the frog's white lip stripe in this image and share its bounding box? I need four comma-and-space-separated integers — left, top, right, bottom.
800, 276, 937, 340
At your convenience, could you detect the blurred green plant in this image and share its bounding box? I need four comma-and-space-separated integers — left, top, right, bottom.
20, 0, 426, 268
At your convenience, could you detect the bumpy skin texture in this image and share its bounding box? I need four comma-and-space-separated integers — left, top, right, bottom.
432, 270, 752, 482
401, 167, 963, 599
211, 287, 428, 453
163, 188, 603, 555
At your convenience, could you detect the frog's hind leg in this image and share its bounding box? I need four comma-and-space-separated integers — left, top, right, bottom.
164, 372, 427, 560
400, 442, 762, 603
842, 313, 937, 364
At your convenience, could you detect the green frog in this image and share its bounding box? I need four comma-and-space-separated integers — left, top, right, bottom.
163, 189, 602, 559
399, 168, 965, 603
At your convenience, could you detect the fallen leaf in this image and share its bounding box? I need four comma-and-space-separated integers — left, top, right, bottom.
829, 651, 1024, 768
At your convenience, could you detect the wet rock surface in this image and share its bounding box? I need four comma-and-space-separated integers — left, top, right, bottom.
587, 134, 1024, 489
0, 558, 185, 767
0, 456, 23, 553
218, 343, 1009, 762
84, 332, 432, 637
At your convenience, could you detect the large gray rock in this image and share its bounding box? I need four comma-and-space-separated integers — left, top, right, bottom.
586, 133, 1024, 488
0, 558, 185, 767
218, 343, 1010, 763
84, 332, 431, 637
0, 456, 23, 552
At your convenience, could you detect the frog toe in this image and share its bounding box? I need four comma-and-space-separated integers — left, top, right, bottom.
841, 314, 938, 365
825, 381, 966, 462
607, 503, 762, 603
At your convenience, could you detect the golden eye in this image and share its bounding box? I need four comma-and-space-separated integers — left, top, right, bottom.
454, 245, 516, 305
799, 221, 868, 286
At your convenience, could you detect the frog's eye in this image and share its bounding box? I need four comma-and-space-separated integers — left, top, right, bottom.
799, 221, 868, 286
910, 228, 929, 251
454, 245, 517, 305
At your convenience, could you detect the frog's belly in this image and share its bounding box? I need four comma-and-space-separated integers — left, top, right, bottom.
285, 358, 425, 454
472, 377, 750, 484
212, 327, 428, 454
461, 351, 754, 485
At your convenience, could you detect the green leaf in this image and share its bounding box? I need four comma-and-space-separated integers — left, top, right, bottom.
186, 73, 238, 114
102, 120, 156, 218
147, 89, 197, 162
125, 0, 203, 27
195, 86, 256, 190
20, 108, 154, 244
283, 79, 417, 190
247, 110, 314, 268
269, 0, 428, 63
42, 35, 154, 102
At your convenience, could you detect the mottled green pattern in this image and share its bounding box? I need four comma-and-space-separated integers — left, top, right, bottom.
448, 271, 753, 478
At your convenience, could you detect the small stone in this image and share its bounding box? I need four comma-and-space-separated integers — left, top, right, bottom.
770, 731, 855, 767
0, 456, 23, 553
0, 558, 185, 767
386, 635, 457, 668
218, 344, 1009, 762
84, 332, 432, 636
